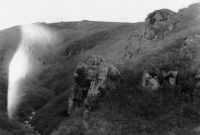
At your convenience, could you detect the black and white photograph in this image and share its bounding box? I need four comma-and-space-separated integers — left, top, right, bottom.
1, 0, 200, 134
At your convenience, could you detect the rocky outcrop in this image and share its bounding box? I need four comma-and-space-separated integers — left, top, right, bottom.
142, 69, 178, 91
144, 9, 176, 40
68, 55, 121, 115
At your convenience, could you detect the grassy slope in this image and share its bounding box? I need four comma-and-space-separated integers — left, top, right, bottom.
1, 3, 200, 135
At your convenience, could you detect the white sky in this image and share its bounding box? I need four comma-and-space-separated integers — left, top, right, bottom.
0, 0, 199, 30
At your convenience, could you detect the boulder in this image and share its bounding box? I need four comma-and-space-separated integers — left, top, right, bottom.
142, 70, 160, 91
147, 77, 160, 91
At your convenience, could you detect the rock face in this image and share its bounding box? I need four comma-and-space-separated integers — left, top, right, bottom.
68, 55, 121, 115
144, 9, 176, 40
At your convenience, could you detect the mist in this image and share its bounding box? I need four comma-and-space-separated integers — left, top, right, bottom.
7, 24, 58, 119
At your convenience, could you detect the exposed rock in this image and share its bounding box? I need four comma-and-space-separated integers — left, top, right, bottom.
142, 70, 151, 88
163, 70, 178, 86
144, 9, 176, 40
142, 70, 160, 91
147, 77, 160, 91
142, 69, 178, 91
169, 77, 176, 86
68, 55, 121, 115
24, 110, 36, 126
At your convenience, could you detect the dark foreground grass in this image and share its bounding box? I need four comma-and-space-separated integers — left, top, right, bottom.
50, 69, 200, 135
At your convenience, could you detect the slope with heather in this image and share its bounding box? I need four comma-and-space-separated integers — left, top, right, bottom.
1, 3, 200, 135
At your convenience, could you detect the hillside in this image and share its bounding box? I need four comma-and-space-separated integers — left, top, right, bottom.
1, 3, 200, 135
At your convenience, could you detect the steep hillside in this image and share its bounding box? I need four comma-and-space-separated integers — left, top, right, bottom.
1, 3, 200, 135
